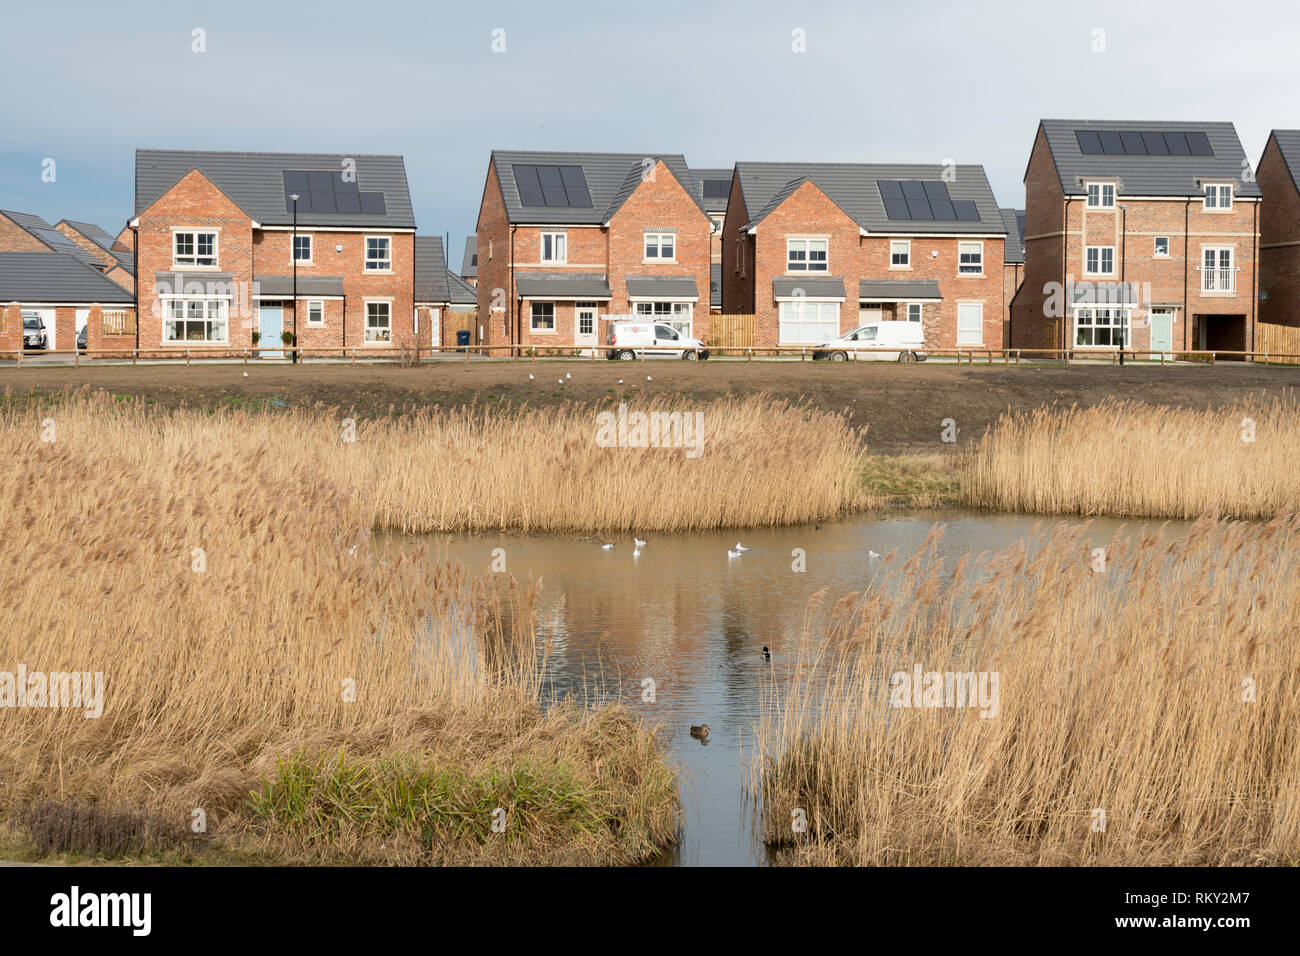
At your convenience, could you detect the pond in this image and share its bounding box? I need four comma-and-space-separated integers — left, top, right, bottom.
383, 510, 1183, 866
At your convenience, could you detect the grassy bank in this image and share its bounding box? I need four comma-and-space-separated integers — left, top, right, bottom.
755, 516, 1300, 865
0, 393, 678, 865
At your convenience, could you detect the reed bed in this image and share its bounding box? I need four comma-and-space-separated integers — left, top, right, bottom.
964, 395, 1300, 519
0, 392, 678, 864
755, 516, 1300, 865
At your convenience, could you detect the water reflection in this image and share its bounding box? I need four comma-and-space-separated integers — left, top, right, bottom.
379, 510, 1180, 866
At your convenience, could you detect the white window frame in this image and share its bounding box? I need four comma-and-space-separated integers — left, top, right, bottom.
364, 236, 392, 272
1153, 236, 1170, 258
1204, 184, 1233, 212
292, 233, 313, 266
1085, 245, 1116, 276
777, 299, 839, 344
162, 298, 229, 343
1086, 182, 1116, 209
541, 231, 567, 264
172, 229, 218, 268
306, 300, 324, 327
633, 301, 693, 337
1073, 306, 1130, 348
530, 301, 556, 334
710, 216, 724, 235
958, 241, 984, 276
956, 301, 984, 345
786, 237, 829, 273
890, 240, 911, 269
1200, 246, 1236, 293
364, 299, 392, 343
643, 232, 676, 263
903, 301, 923, 322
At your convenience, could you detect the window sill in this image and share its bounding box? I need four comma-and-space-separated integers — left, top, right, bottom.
171, 264, 220, 271
956, 272, 984, 278
530, 328, 558, 335
643, 260, 678, 265
362, 339, 394, 346
364, 268, 394, 275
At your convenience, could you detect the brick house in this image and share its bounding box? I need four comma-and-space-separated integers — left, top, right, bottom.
54, 220, 135, 290
474, 150, 714, 352
1000, 208, 1024, 342
1256, 130, 1300, 329
690, 167, 731, 314
722, 163, 1007, 350
0, 251, 136, 355
1011, 120, 1261, 356
131, 149, 416, 355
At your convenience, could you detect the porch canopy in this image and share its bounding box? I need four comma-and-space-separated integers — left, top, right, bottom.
516, 272, 612, 301
626, 276, 698, 301
253, 275, 345, 299
1069, 281, 1140, 306
773, 277, 845, 300
857, 279, 942, 303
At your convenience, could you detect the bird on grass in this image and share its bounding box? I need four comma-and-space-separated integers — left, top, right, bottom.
528, 373, 534, 380
689, 724, 709, 740
646, 375, 653, 381
762, 646, 771, 661
868, 550, 882, 559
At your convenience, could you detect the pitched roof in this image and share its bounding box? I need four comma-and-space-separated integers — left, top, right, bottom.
490, 150, 707, 225
111, 248, 135, 276
448, 270, 476, 306
414, 236, 449, 303
1000, 208, 1025, 263
460, 235, 477, 277
59, 220, 118, 252
0, 251, 135, 303
1267, 130, 1300, 194
689, 167, 733, 214
135, 149, 416, 228
1037, 120, 1261, 198
858, 279, 943, 301
733, 163, 1005, 235
1, 210, 105, 269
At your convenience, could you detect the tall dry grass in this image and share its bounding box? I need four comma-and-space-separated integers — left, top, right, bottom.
755, 517, 1300, 865
0, 392, 678, 864
964, 396, 1300, 519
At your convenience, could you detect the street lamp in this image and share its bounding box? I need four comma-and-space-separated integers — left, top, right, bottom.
290, 193, 299, 364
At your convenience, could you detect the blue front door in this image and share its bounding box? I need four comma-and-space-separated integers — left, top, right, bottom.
1150, 311, 1174, 358
259, 306, 283, 357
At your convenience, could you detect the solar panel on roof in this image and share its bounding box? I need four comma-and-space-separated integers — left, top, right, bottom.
1099, 131, 1125, 154
511, 164, 593, 207
702, 179, 730, 199
1141, 132, 1169, 155
282, 170, 384, 216
1120, 132, 1147, 154
1076, 131, 1104, 154
878, 180, 978, 222
1164, 132, 1191, 155
1075, 129, 1216, 158
1186, 132, 1213, 156
335, 191, 361, 214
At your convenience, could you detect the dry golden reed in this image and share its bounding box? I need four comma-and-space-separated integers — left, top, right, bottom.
756, 517, 1300, 865
0, 392, 679, 864
964, 395, 1300, 519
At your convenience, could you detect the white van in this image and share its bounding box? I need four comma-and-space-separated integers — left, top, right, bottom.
812, 320, 926, 362
606, 321, 710, 360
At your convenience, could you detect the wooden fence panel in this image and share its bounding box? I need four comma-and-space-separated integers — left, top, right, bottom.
706, 314, 756, 349
1257, 322, 1300, 364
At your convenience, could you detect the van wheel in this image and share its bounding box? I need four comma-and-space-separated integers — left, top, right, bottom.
618, 350, 636, 361
830, 351, 848, 362
683, 349, 698, 361
898, 351, 916, 363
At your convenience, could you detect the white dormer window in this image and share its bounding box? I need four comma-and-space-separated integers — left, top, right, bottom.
1086, 182, 1115, 209
1204, 184, 1233, 211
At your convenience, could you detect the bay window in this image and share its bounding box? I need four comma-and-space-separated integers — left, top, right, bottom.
778, 299, 839, 344
1074, 307, 1129, 347
163, 299, 228, 343
634, 301, 692, 336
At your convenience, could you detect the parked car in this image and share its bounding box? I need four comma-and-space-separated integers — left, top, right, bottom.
77, 325, 88, 350
606, 321, 709, 360
22, 315, 48, 350
813, 321, 926, 362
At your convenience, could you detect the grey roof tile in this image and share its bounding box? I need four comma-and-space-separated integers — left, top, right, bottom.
1038, 120, 1261, 198
2, 210, 105, 269
689, 167, 733, 214
858, 279, 943, 300
515, 272, 612, 299
0, 251, 134, 303
460, 235, 477, 277
999, 208, 1025, 263
447, 270, 476, 306
625, 276, 699, 299
1267, 130, 1300, 193
135, 149, 416, 228
415, 235, 449, 303
491, 150, 707, 225
59, 220, 118, 251
772, 277, 846, 298
734, 163, 1006, 235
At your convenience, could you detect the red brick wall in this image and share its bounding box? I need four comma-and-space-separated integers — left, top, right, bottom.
86, 305, 138, 356
1258, 136, 1300, 328
475, 162, 509, 348
0, 214, 50, 252
721, 173, 752, 315
1012, 126, 1066, 350
1002, 262, 1023, 342
55, 223, 118, 268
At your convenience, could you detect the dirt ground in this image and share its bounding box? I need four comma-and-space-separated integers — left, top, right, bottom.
3, 359, 1298, 454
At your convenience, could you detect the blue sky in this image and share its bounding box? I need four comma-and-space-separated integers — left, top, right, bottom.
2, 0, 1298, 256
